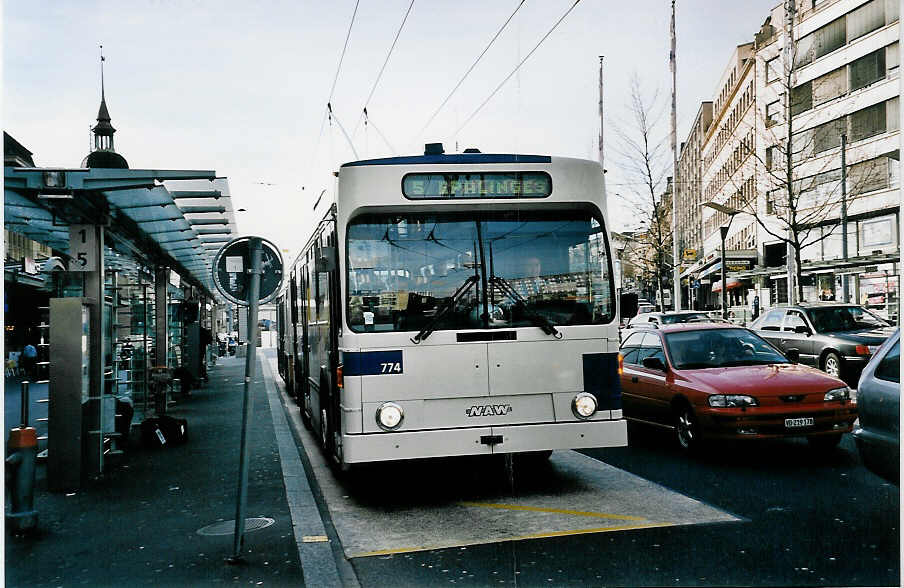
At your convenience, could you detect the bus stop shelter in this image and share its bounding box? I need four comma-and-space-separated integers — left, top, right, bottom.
4, 165, 239, 490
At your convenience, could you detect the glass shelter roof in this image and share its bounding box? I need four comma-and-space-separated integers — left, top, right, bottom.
4, 167, 239, 297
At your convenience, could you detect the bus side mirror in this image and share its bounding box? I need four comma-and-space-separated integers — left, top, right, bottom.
316, 247, 337, 272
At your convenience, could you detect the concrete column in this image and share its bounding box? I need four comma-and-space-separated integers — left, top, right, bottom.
83, 225, 105, 478
155, 267, 168, 367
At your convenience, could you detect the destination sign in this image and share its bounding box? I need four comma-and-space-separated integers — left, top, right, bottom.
402, 172, 552, 200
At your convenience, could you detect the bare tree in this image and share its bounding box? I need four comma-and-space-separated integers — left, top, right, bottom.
709, 13, 888, 304
612, 76, 675, 310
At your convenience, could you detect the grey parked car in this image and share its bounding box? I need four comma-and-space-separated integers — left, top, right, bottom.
749, 303, 894, 384
853, 328, 899, 484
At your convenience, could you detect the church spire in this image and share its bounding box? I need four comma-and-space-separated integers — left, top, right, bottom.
83, 44, 128, 169
92, 44, 115, 148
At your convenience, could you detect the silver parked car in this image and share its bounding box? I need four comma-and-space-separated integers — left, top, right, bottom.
852, 328, 899, 485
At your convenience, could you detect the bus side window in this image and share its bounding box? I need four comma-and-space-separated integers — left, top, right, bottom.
307, 251, 317, 323
289, 270, 299, 324
317, 234, 330, 321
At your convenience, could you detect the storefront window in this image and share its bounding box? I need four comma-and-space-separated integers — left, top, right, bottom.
822, 226, 843, 260
859, 215, 895, 252
858, 268, 898, 322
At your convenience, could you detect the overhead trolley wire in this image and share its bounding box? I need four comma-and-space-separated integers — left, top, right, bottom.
453, 0, 582, 138
306, 0, 362, 183
328, 0, 361, 103
364, 110, 398, 155
352, 0, 416, 140
414, 0, 527, 141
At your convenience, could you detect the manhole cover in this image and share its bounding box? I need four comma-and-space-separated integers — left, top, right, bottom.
197, 517, 275, 536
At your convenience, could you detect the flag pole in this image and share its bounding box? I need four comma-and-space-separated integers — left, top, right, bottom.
670, 0, 681, 311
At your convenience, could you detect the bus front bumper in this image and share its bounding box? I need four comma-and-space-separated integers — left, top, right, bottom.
341, 419, 628, 463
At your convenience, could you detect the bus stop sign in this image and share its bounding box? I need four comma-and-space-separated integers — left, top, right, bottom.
212, 237, 283, 306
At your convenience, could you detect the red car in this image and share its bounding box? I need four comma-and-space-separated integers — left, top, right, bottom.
619, 323, 857, 453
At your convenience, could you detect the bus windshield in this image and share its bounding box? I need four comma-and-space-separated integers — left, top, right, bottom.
346, 210, 615, 333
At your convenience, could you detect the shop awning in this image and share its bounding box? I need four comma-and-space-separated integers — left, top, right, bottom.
698, 262, 722, 280
711, 277, 743, 293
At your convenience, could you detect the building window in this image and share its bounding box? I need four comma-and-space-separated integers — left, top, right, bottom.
888, 96, 899, 131
813, 67, 847, 104
796, 17, 846, 68
766, 56, 781, 83
849, 156, 891, 194
888, 0, 900, 24
888, 42, 900, 73
849, 48, 886, 91
860, 216, 895, 249
813, 118, 844, 153
848, 101, 887, 142
822, 225, 843, 260
766, 100, 780, 126
791, 81, 813, 115
848, 0, 886, 42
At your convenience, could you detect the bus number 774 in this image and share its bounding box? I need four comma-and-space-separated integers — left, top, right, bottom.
380, 362, 402, 374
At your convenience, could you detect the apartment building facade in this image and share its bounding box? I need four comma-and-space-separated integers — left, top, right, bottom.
675, 101, 713, 308
757, 0, 899, 318
681, 43, 761, 311
675, 0, 900, 321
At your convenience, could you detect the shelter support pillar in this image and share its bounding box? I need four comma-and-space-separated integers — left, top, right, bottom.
155, 267, 168, 367
83, 225, 105, 478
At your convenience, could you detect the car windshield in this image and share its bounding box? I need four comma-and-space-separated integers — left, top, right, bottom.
664, 328, 789, 369
346, 210, 615, 333
660, 312, 711, 324
805, 306, 889, 333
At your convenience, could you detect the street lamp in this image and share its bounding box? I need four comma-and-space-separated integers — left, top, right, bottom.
702, 202, 742, 320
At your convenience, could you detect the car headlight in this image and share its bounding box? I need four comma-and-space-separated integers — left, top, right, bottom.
824, 387, 850, 402
708, 394, 759, 408
572, 393, 598, 419
375, 402, 404, 431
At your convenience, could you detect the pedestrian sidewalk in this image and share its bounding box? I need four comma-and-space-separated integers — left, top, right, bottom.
5, 349, 339, 587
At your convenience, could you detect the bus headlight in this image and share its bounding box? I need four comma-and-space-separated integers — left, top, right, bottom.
572, 393, 598, 419
376, 402, 404, 431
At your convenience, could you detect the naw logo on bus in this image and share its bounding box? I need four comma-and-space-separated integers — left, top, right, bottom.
465, 404, 513, 417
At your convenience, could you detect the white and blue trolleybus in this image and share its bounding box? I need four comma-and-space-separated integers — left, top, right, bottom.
276, 144, 626, 469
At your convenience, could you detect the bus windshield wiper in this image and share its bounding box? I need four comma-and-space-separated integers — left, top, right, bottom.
411, 275, 479, 344
490, 276, 562, 339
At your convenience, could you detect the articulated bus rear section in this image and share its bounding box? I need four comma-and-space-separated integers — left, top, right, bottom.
279, 150, 627, 469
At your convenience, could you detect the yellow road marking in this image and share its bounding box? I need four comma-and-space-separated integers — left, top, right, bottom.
349, 522, 676, 558
510, 521, 675, 541
302, 535, 329, 543
457, 501, 648, 521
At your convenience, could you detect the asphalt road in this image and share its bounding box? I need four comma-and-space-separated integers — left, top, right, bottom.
345, 427, 898, 587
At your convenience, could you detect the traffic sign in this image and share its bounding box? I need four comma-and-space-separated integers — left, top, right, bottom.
212, 237, 283, 306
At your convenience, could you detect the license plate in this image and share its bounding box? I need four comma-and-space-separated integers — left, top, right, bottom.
785, 417, 814, 428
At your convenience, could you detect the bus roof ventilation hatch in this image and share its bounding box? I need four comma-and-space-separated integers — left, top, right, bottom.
424, 143, 445, 155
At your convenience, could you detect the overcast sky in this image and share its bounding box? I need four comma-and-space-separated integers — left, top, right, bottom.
4, 0, 778, 259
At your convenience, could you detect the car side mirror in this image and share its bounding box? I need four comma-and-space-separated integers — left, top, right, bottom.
642, 356, 667, 372
794, 325, 811, 335
785, 348, 800, 363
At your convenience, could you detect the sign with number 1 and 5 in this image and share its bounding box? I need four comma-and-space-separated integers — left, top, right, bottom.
68, 225, 98, 272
